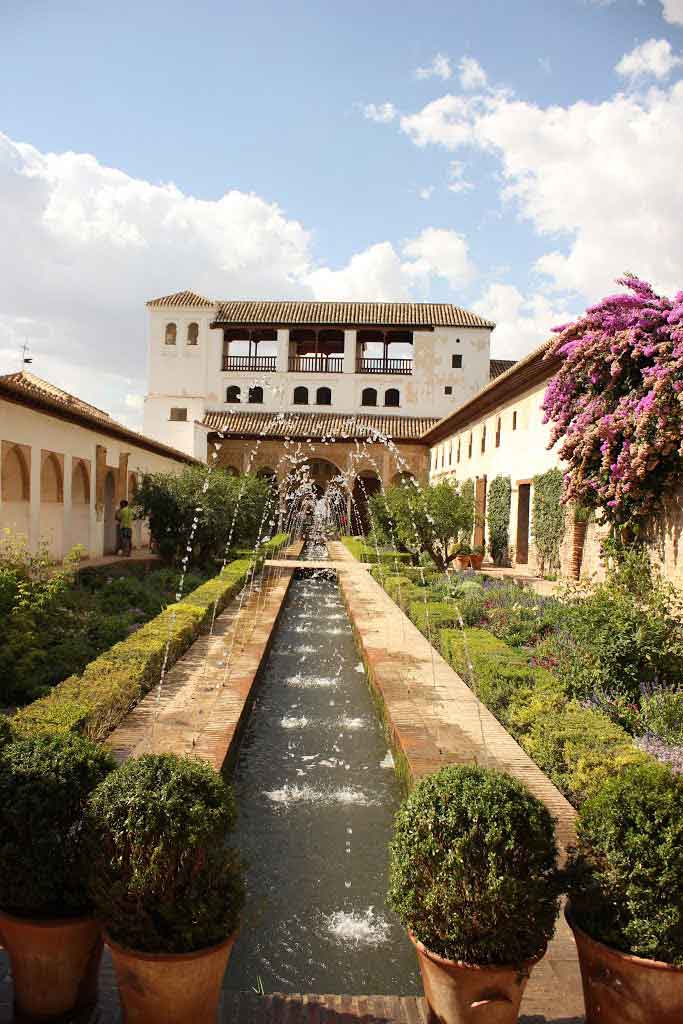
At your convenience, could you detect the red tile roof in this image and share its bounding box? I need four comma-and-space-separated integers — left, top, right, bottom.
202, 410, 438, 441
490, 358, 516, 379
146, 290, 214, 308
212, 300, 494, 329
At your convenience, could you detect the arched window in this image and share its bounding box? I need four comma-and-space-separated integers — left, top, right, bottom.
187, 322, 199, 346
293, 386, 309, 405
316, 387, 331, 406
384, 388, 400, 407
164, 323, 177, 346
41, 452, 63, 503
248, 386, 263, 404
71, 461, 90, 504
361, 387, 377, 407
226, 385, 241, 403
1, 444, 30, 501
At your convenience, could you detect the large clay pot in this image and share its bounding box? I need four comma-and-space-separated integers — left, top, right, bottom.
106, 931, 236, 1024
0, 909, 102, 1021
409, 931, 542, 1024
469, 554, 484, 571
567, 908, 683, 1024
455, 555, 470, 571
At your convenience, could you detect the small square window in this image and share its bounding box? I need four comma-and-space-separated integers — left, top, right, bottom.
452, 354, 463, 369
444, 385, 453, 395
169, 407, 187, 422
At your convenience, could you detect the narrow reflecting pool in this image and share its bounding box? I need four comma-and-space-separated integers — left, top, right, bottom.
223, 570, 420, 995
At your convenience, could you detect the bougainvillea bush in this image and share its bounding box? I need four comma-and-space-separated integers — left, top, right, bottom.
543, 275, 683, 533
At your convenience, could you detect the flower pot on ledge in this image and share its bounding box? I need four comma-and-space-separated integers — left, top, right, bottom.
566, 907, 683, 1024
469, 553, 484, 570
409, 931, 543, 1024
455, 555, 470, 570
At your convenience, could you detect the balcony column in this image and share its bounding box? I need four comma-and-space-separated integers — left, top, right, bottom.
276, 329, 289, 373
343, 330, 356, 375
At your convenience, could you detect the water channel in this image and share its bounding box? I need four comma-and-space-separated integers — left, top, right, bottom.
223, 549, 421, 995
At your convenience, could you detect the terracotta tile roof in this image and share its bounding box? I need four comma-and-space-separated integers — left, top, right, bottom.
202, 410, 438, 441
490, 358, 516, 379
0, 371, 113, 422
146, 290, 214, 309
211, 300, 494, 329
0, 371, 198, 465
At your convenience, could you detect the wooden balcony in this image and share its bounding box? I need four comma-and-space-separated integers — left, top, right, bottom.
288, 355, 343, 373
222, 355, 277, 372
356, 357, 413, 375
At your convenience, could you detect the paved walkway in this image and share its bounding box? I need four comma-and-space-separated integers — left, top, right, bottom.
328, 541, 583, 1022
106, 547, 302, 771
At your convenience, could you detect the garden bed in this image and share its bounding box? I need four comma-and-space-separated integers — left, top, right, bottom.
345, 543, 683, 805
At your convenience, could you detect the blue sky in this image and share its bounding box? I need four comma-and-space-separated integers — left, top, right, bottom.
1, 0, 682, 423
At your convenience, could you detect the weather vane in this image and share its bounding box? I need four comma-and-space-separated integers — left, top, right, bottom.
21, 341, 32, 367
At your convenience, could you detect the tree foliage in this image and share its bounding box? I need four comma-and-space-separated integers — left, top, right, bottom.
543, 275, 683, 533
369, 480, 474, 571
134, 467, 272, 565
531, 469, 566, 575
487, 475, 511, 565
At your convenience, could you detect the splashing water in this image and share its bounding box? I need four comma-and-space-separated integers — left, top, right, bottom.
325, 908, 391, 947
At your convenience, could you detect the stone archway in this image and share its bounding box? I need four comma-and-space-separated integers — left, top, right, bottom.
104, 470, 117, 554
352, 471, 382, 536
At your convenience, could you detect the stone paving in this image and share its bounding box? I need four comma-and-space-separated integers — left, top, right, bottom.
328, 541, 583, 1022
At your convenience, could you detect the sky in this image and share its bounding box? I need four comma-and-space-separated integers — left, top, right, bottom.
1, 0, 683, 427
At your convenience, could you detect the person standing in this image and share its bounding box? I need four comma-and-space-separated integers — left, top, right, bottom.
115, 499, 134, 557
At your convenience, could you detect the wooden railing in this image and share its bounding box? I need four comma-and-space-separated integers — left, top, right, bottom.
356, 358, 413, 375
222, 355, 277, 371
288, 355, 344, 373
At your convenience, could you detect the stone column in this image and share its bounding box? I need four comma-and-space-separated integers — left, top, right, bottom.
116, 452, 129, 503
343, 330, 356, 375
62, 454, 72, 555
276, 329, 290, 373
95, 444, 107, 521
28, 445, 41, 553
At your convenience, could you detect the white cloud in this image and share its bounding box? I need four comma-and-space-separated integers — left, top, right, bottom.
398, 79, 683, 301
305, 229, 474, 299
0, 132, 478, 425
661, 0, 683, 25
415, 53, 452, 81
616, 38, 682, 80
362, 102, 397, 123
473, 284, 576, 359
447, 161, 474, 194
418, 186, 434, 200
458, 56, 487, 90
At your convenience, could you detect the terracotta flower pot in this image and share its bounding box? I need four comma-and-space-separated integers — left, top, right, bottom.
0, 909, 102, 1021
106, 931, 237, 1024
409, 931, 543, 1024
567, 907, 683, 1024
469, 554, 484, 570
455, 555, 470, 570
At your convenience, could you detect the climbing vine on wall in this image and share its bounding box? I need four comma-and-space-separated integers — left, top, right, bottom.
531, 468, 566, 575
461, 479, 474, 541
487, 475, 511, 565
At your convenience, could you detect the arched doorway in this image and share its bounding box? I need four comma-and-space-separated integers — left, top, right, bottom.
352, 471, 382, 535
71, 459, 91, 554
103, 470, 117, 554
303, 458, 341, 498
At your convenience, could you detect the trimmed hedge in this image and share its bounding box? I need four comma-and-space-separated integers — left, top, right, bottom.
12, 535, 288, 743
441, 627, 644, 806
340, 537, 412, 567
408, 600, 461, 647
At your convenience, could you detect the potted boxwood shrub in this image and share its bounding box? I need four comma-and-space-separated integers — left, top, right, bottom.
455, 544, 471, 571
388, 764, 561, 1024
566, 761, 683, 1023
469, 545, 485, 571
0, 733, 114, 1021
83, 753, 245, 1024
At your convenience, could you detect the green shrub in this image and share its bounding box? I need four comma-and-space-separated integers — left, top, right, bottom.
388, 764, 561, 965
521, 702, 645, 806
12, 560, 253, 742
84, 754, 244, 954
551, 550, 683, 703
408, 601, 461, 645
639, 689, 683, 745
567, 762, 683, 964
0, 734, 114, 916
487, 475, 511, 565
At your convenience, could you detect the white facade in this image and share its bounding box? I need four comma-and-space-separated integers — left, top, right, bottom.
143, 296, 493, 457
1, 383, 195, 561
